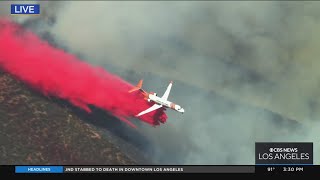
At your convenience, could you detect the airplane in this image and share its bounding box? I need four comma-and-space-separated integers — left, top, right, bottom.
128, 79, 185, 117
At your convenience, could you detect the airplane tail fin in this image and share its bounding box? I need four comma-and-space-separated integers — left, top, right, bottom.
129, 79, 143, 93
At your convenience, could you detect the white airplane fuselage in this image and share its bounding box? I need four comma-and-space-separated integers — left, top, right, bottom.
148, 94, 184, 113
129, 79, 185, 117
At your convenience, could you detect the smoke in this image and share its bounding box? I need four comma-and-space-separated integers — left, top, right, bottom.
44, 1, 320, 122
2, 1, 319, 164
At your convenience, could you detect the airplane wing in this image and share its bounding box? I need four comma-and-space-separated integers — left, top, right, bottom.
161, 81, 173, 100
136, 104, 163, 117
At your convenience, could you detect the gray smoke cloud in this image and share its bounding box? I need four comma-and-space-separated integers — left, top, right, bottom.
2, 1, 319, 164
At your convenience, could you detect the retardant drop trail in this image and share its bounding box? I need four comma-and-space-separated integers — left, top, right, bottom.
0, 18, 167, 127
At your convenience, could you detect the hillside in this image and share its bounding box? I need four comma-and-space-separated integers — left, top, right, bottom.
0, 70, 137, 165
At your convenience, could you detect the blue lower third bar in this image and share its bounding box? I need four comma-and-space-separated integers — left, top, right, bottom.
15, 166, 63, 173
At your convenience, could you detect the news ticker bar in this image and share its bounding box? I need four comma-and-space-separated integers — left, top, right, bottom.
4, 165, 320, 174
13, 166, 254, 173
0, 165, 319, 174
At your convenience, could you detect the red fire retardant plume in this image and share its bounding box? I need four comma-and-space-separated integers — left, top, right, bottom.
0, 18, 167, 128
